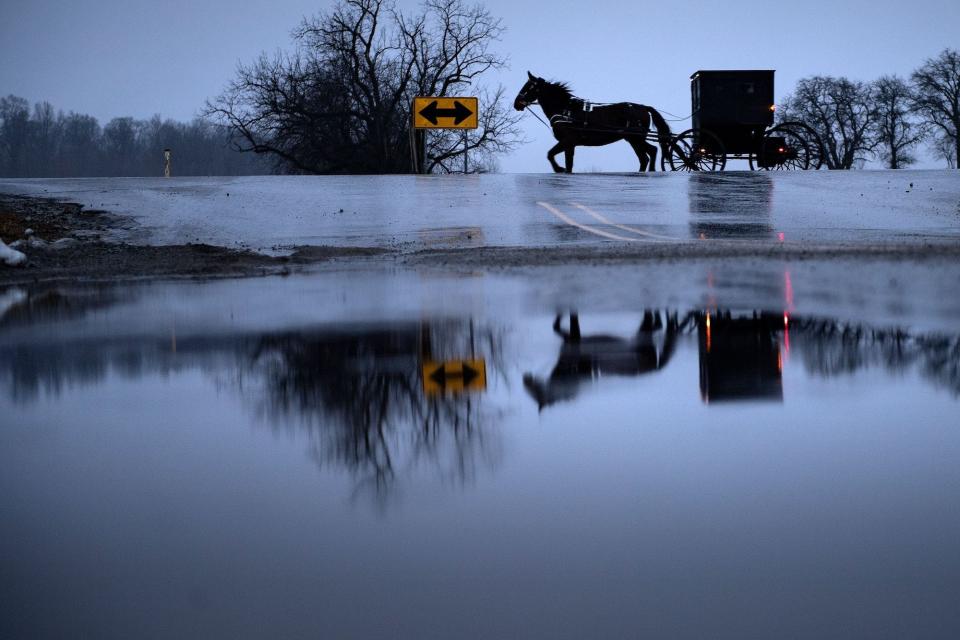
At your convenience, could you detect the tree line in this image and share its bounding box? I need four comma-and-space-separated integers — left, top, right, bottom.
780, 48, 960, 169
0, 97, 268, 178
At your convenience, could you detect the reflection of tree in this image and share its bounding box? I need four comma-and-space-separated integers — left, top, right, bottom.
1, 319, 507, 502
247, 321, 506, 502
790, 318, 960, 396
0, 286, 120, 329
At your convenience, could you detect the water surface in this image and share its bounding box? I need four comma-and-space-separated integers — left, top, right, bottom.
2, 278, 959, 638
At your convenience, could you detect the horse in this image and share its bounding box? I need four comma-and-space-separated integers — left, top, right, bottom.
514, 71, 673, 173
522, 311, 679, 410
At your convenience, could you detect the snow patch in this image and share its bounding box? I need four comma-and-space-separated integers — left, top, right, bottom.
1, 239, 27, 266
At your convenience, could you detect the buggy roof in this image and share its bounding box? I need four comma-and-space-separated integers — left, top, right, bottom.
691, 70, 775, 79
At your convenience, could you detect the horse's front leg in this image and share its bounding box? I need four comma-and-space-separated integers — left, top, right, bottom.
547, 142, 566, 173
564, 145, 575, 173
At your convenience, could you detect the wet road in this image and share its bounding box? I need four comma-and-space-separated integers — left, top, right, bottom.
1, 171, 958, 251
2, 172, 960, 637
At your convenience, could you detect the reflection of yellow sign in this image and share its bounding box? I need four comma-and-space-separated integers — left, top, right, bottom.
413, 97, 478, 129
422, 358, 486, 395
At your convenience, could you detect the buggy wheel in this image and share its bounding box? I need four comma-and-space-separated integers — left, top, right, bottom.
751, 124, 812, 170
666, 129, 726, 172
751, 122, 824, 170
780, 121, 825, 169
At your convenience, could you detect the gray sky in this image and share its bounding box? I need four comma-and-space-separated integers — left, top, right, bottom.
2, 0, 957, 171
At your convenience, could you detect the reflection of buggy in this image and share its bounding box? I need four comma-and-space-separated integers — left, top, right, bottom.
696, 311, 784, 403
664, 70, 824, 171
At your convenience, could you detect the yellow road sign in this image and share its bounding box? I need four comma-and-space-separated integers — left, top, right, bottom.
422, 358, 487, 395
413, 97, 478, 129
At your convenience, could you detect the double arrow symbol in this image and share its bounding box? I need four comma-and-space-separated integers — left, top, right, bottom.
428, 361, 482, 387
422, 358, 487, 395
418, 100, 474, 125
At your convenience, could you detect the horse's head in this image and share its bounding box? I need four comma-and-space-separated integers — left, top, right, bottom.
514, 71, 545, 111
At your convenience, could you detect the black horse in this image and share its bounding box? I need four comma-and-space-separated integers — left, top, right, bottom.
523, 311, 679, 410
514, 72, 672, 173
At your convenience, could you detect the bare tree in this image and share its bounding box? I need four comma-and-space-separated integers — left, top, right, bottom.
871, 75, 926, 169
779, 76, 879, 169
931, 133, 957, 168
205, 0, 521, 174
0, 95, 30, 177
911, 48, 960, 169
103, 117, 138, 175
59, 113, 101, 177
28, 102, 59, 176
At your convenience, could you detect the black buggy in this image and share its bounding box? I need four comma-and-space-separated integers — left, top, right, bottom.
664, 70, 824, 171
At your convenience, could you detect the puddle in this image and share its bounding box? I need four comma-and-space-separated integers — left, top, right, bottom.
2, 280, 959, 637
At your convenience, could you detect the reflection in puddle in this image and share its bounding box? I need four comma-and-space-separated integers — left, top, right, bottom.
522, 308, 959, 408
3, 283, 960, 637
3, 286, 959, 412
246, 321, 505, 499
688, 172, 774, 239
698, 311, 784, 402
0, 285, 121, 328
1, 290, 507, 500
524, 311, 679, 409
3, 287, 958, 482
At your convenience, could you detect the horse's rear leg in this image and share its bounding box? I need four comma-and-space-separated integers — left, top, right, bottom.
627, 136, 650, 172
644, 142, 658, 172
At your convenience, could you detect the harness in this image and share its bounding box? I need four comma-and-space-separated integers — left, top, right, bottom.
523, 94, 647, 137
520, 90, 691, 136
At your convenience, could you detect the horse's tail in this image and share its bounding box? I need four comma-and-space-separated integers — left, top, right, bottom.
645, 105, 672, 156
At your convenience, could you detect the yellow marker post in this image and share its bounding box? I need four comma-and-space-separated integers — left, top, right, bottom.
413, 97, 479, 130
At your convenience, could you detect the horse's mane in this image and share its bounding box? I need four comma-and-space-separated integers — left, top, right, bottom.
543, 79, 575, 101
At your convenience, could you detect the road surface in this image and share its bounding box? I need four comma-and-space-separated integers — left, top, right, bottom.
1, 171, 957, 252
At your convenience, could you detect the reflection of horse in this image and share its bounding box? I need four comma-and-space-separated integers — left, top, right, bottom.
523, 311, 678, 409
513, 72, 672, 173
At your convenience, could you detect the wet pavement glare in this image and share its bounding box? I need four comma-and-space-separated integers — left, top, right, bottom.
2, 272, 959, 638
2, 171, 958, 252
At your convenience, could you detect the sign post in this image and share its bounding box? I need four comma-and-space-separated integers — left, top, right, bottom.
163, 148, 171, 178
412, 97, 478, 174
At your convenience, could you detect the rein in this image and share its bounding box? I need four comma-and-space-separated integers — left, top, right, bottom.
523, 105, 553, 130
